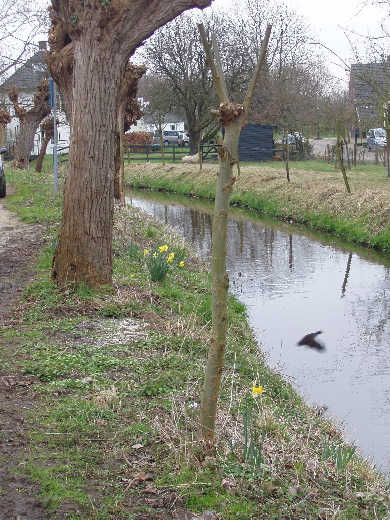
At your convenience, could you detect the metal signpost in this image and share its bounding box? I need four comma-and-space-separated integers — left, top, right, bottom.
49, 78, 59, 194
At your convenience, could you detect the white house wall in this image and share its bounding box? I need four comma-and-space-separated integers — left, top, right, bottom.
1, 88, 70, 155
129, 117, 185, 134
4, 113, 70, 155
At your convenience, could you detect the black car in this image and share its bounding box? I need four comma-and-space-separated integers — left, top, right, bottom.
0, 147, 6, 198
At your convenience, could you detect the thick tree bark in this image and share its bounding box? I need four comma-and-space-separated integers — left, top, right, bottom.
188, 127, 202, 155
52, 31, 123, 286
8, 80, 51, 169
48, 0, 213, 287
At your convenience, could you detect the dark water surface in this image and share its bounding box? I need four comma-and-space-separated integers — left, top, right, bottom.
126, 189, 390, 477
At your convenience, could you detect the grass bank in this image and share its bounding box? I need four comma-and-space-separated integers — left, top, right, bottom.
125, 161, 390, 253
1, 164, 389, 519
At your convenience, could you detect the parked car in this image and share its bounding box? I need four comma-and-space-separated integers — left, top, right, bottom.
0, 147, 7, 198
180, 132, 190, 147
152, 130, 182, 147
367, 128, 387, 150
282, 132, 307, 145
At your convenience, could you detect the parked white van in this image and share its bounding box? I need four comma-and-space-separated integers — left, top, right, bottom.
152, 130, 182, 147
367, 128, 387, 150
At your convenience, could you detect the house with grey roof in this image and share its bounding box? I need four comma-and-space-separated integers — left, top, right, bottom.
0, 41, 70, 153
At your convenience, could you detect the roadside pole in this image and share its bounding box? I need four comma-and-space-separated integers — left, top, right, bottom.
49, 78, 59, 194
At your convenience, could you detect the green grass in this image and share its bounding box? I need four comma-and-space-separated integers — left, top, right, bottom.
1, 161, 389, 519
4, 164, 63, 225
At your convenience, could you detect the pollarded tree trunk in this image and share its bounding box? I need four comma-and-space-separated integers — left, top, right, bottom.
188, 127, 202, 155
8, 80, 51, 169
35, 116, 55, 173
52, 31, 124, 286
46, 16, 74, 120
47, 0, 213, 288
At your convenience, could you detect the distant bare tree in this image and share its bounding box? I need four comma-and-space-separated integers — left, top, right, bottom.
137, 74, 180, 164
231, 0, 314, 70
232, 0, 330, 135
138, 74, 181, 137
0, 109, 11, 147
140, 0, 329, 150
8, 79, 51, 169
252, 63, 330, 137
322, 92, 355, 190
140, 12, 225, 152
35, 115, 55, 173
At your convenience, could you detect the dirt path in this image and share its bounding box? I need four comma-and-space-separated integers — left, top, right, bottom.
0, 204, 43, 320
0, 199, 49, 519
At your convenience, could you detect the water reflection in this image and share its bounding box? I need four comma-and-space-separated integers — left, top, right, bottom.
341, 253, 352, 297
126, 189, 390, 477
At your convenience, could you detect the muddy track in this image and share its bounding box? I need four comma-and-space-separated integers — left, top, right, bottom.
0, 200, 48, 519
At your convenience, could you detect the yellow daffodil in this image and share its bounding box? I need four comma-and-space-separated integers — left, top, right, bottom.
143, 249, 149, 256
252, 385, 264, 396
179, 261, 185, 267
159, 245, 168, 252
168, 252, 174, 260
153, 252, 158, 257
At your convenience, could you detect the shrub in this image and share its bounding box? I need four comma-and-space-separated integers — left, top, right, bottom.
124, 131, 152, 152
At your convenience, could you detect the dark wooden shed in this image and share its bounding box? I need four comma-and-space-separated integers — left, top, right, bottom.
238, 123, 275, 161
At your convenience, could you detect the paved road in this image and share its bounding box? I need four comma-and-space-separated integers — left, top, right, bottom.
310, 138, 336, 156
310, 137, 385, 163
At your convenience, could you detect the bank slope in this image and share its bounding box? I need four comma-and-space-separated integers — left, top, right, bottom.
125, 162, 390, 253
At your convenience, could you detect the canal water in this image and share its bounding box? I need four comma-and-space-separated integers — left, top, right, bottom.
126, 189, 390, 477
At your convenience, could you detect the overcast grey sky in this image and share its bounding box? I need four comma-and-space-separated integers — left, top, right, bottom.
284, 0, 387, 64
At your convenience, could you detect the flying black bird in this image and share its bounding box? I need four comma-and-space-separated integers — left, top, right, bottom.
297, 331, 326, 352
